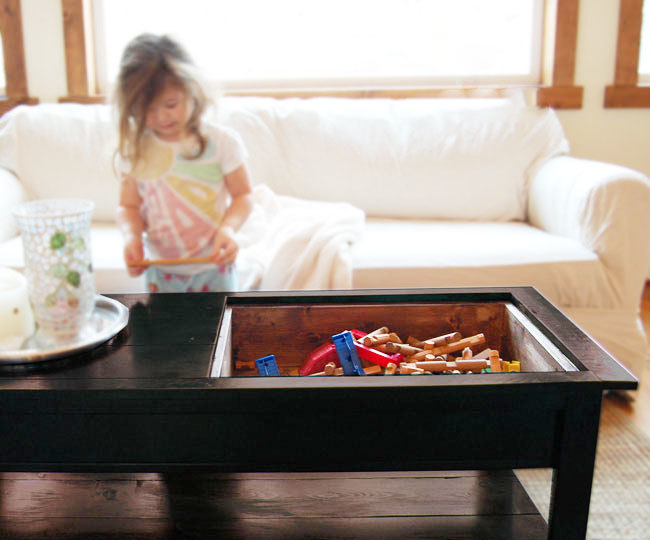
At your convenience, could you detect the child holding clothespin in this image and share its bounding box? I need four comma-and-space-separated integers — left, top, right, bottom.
114, 34, 253, 292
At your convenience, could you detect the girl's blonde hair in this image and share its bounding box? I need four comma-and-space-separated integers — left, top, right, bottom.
114, 34, 210, 169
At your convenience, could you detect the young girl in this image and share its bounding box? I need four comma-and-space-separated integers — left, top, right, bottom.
114, 33, 253, 293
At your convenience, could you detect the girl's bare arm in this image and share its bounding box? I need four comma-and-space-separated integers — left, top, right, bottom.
117, 175, 146, 276
212, 164, 254, 264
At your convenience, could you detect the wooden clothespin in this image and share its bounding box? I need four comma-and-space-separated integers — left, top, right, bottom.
127, 256, 215, 267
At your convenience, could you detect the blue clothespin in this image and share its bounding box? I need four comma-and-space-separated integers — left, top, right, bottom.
332, 331, 365, 375
255, 354, 280, 376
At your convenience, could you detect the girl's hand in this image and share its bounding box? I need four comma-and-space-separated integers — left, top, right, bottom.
124, 234, 146, 277
211, 225, 238, 265
211, 164, 253, 266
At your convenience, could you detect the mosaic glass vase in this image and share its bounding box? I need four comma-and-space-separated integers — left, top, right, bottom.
13, 199, 95, 345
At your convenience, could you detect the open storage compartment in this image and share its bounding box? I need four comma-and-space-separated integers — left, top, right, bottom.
211, 300, 577, 377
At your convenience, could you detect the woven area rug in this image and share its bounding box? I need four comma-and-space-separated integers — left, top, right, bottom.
515, 399, 650, 540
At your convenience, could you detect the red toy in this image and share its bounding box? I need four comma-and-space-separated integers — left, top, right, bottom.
299, 342, 339, 376
299, 328, 403, 375
350, 329, 403, 367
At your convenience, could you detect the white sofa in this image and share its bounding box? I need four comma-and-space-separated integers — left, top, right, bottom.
1, 97, 649, 381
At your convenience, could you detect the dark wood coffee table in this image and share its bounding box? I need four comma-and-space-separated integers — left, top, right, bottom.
0, 287, 637, 540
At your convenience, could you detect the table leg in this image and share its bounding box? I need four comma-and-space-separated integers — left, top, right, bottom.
547, 390, 602, 540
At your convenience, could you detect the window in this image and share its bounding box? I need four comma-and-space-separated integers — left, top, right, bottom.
93, 0, 544, 94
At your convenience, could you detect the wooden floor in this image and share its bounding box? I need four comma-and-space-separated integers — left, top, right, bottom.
0, 470, 547, 539
602, 280, 650, 439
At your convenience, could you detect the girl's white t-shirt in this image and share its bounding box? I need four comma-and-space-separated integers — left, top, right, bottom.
127, 121, 247, 274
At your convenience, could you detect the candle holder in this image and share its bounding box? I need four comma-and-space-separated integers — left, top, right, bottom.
0, 268, 35, 351
13, 199, 95, 346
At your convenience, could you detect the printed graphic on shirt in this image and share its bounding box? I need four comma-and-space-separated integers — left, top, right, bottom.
165, 174, 223, 222
132, 130, 230, 260
131, 135, 174, 180
172, 159, 223, 184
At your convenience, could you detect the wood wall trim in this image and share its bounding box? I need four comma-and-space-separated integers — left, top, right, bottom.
614, 0, 642, 85
61, 0, 88, 96
0, 0, 37, 115
0, 0, 28, 96
537, 85, 583, 109
0, 97, 37, 115
537, 0, 583, 109
605, 0, 648, 108
552, 0, 580, 85
604, 85, 650, 107
60, 0, 99, 102
58, 95, 105, 104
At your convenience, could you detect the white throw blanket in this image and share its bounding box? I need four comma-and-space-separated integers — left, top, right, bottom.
237, 185, 365, 291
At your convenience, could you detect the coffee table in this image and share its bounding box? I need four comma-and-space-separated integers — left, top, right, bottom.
0, 287, 637, 540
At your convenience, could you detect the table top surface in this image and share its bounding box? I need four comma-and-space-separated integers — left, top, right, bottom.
0, 287, 638, 392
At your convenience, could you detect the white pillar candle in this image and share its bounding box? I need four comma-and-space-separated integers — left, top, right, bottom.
0, 268, 35, 350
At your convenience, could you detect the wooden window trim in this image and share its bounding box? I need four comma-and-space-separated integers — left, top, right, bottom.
60, 0, 103, 102
65, 0, 581, 106
605, 0, 650, 107
61, 0, 88, 98
537, 0, 584, 109
0, 0, 37, 115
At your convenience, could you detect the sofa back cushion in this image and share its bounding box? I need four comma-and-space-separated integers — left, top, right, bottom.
218, 96, 569, 221
0, 103, 119, 222
0, 97, 569, 223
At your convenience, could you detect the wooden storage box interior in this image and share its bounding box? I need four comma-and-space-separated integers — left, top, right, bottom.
212, 302, 577, 377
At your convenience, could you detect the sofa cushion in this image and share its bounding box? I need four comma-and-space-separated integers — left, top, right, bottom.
0, 98, 569, 224
0, 104, 119, 222
218, 97, 569, 221
350, 219, 611, 310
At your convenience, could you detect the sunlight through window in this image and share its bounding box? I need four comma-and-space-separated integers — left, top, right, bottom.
93, 0, 543, 93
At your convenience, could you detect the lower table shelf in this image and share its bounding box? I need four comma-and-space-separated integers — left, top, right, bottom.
0, 469, 546, 539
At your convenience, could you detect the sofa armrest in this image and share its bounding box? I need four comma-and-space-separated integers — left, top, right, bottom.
0, 167, 26, 243
528, 155, 650, 307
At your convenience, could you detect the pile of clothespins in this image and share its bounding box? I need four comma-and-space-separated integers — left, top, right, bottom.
241, 326, 521, 377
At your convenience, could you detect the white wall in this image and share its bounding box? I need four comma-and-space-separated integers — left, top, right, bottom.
19, 0, 650, 179
21, 0, 67, 102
